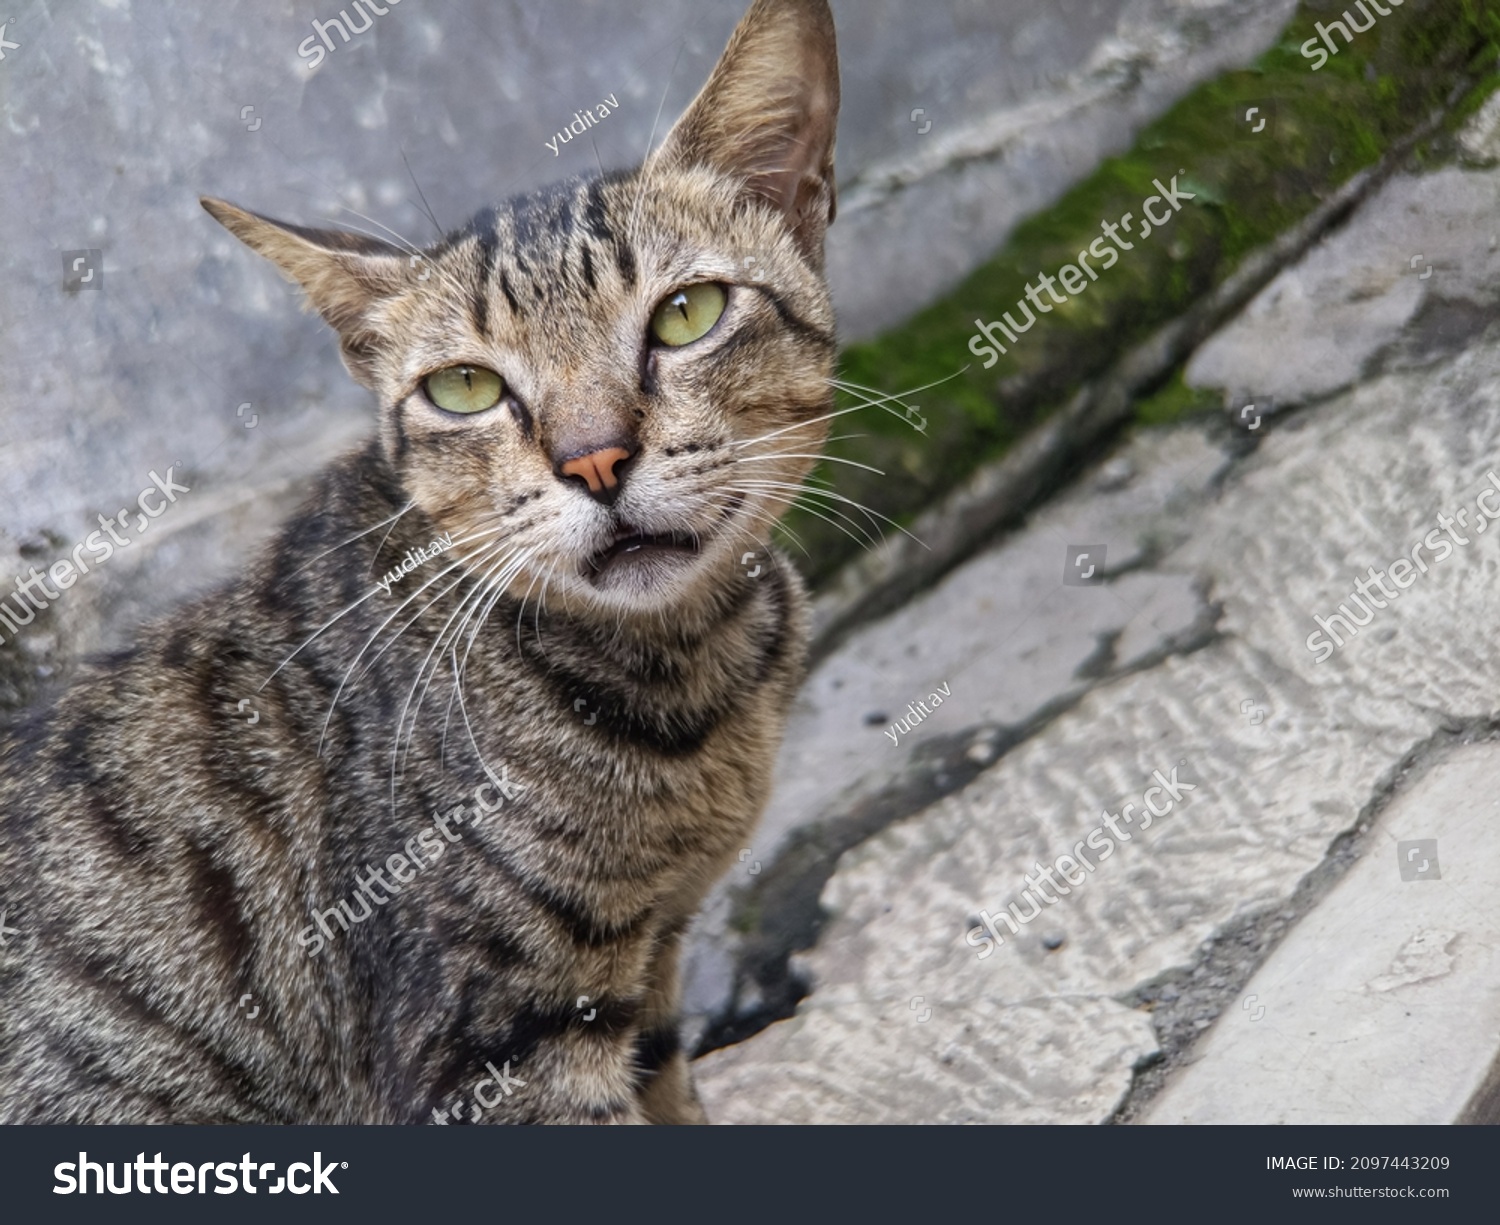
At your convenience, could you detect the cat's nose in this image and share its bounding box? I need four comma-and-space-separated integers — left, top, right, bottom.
557, 445, 635, 505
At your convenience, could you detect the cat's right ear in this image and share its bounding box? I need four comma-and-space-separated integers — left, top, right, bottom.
201, 197, 410, 387
647, 0, 840, 264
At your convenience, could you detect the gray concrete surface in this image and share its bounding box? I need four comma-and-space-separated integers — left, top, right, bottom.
832, 0, 1298, 338
692, 126, 1500, 1124
681, 424, 1228, 1042
1184, 165, 1500, 414
0, 0, 1295, 716
1145, 742, 1500, 1125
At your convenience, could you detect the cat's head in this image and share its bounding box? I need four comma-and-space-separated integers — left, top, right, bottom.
203, 0, 839, 623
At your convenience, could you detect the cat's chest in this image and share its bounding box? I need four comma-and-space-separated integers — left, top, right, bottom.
331, 570, 801, 894
469, 657, 782, 866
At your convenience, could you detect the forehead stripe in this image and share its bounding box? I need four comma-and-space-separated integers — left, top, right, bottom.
472, 224, 498, 336
500, 267, 521, 317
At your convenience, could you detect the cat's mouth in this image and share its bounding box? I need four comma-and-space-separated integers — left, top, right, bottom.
585, 527, 702, 577
582, 497, 744, 588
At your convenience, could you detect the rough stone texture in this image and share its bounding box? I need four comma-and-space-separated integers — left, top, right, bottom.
680, 425, 1229, 1039
1145, 743, 1500, 1125
695, 154, 1500, 1123
701, 994, 1157, 1126
1184, 166, 1500, 410
697, 635, 1438, 1122
0, 0, 1296, 716
755, 428, 1230, 860
808, 144, 1418, 651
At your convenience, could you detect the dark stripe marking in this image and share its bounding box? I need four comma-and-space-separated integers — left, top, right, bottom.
582, 178, 614, 245
500, 269, 521, 315
473, 220, 499, 336
186, 837, 255, 980
760, 286, 835, 349
633, 1026, 681, 1078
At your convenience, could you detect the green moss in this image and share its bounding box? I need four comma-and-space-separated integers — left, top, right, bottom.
727, 898, 760, 936
1134, 373, 1222, 428
784, 0, 1500, 583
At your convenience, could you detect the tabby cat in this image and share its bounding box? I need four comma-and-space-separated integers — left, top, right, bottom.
0, 0, 839, 1124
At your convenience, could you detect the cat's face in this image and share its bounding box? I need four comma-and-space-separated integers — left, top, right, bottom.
205, 0, 840, 622
369, 161, 834, 618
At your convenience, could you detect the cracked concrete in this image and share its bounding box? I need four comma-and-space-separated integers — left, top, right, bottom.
1184, 164, 1500, 411
682, 423, 1233, 1048
1145, 738, 1500, 1124
692, 146, 1500, 1122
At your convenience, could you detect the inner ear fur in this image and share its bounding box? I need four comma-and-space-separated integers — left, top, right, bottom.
201, 196, 412, 386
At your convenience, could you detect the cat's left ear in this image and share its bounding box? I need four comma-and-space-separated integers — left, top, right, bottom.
201, 197, 411, 387
648, 0, 840, 263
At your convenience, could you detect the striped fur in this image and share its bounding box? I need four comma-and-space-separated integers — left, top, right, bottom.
0, 0, 839, 1124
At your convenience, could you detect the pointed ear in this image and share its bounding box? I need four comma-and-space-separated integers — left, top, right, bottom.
200, 196, 411, 386
648, 0, 839, 262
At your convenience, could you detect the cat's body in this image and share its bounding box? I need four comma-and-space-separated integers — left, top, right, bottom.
0, 0, 839, 1124
0, 443, 805, 1124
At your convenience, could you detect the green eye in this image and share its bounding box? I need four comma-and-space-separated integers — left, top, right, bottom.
649, 283, 727, 347
425, 365, 504, 414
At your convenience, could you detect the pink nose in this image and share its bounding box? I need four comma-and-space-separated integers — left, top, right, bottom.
559, 447, 632, 495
